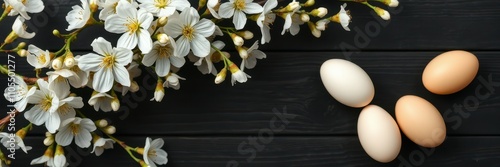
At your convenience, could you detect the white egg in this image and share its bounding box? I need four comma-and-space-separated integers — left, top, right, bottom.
320, 59, 374, 108
358, 105, 401, 163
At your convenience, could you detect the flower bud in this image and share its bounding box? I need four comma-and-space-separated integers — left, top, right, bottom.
90, 0, 98, 12
237, 46, 248, 59
300, 13, 310, 22
52, 29, 61, 37
304, 0, 315, 7
64, 52, 75, 68
214, 68, 226, 84
17, 42, 26, 49
43, 137, 54, 146
281, 1, 300, 12
95, 119, 109, 128
374, 7, 390, 20
151, 78, 165, 102
103, 126, 116, 134
4, 31, 18, 44
158, 16, 168, 27
311, 7, 328, 18
130, 81, 140, 92
236, 31, 253, 40
157, 33, 169, 44
383, 0, 399, 7
111, 98, 120, 112
230, 33, 244, 46
52, 57, 63, 70
17, 49, 27, 57
55, 145, 64, 156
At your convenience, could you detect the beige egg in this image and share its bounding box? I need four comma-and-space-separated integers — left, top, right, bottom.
422, 50, 479, 95
320, 59, 374, 108
395, 95, 446, 148
358, 105, 401, 163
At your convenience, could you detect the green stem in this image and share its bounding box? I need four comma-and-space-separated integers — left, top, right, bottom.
0, 7, 10, 24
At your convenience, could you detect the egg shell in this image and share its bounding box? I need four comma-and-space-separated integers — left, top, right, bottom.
422, 50, 479, 95
357, 105, 401, 163
395, 95, 446, 148
320, 59, 375, 108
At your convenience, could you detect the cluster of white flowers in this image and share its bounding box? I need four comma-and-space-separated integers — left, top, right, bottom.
0, 0, 399, 166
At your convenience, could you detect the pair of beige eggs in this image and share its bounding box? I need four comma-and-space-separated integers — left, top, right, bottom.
319, 51, 479, 163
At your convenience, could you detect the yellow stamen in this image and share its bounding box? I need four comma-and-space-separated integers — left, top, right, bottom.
182, 25, 195, 41
38, 54, 47, 65
234, 0, 246, 10
157, 45, 173, 58
70, 123, 80, 135
101, 55, 115, 68
126, 19, 141, 34
154, 0, 170, 8
40, 96, 53, 111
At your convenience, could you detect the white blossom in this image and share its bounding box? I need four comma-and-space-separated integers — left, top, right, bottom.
0, 132, 31, 153
190, 40, 225, 75
4, 0, 44, 20
77, 37, 133, 93
3, 75, 36, 112
92, 137, 115, 156
143, 137, 168, 167
24, 79, 61, 132
65, 0, 91, 31
207, 0, 220, 19
142, 40, 185, 77
55, 117, 97, 148
281, 0, 301, 35
105, 0, 154, 53
256, 0, 277, 44
163, 73, 185, 90
240, 41, 266, 70
219, 0, 263, 30
138, 0, 190, 17
12, 16, 35, 39
88, 92, 114, 112
164, 7, 215, 57
338, 3, 351, 31
26, 45, 50, 69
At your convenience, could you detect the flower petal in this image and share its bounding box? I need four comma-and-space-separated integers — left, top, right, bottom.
175, 36, 190, 57
93, 68, 114, 93
104, 14, 128, 34
190, 34, 211, 57
233, 10, 247, 30
113, 65, 131, 87
117, 33, 138, 50
194, 19, 215, 37
170, 56, 185, 68
114, 47, 133, 66
155, 57, 170, 77
75, 129, 92, 148
137, 30, 153, 54
92, 37, 114, 56
78, 53, 104, 72
218, 2, 234, 18
243, 2, 263, 14
45, 113, 60, 133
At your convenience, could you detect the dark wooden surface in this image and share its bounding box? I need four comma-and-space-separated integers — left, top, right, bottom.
1, 0, 500, 166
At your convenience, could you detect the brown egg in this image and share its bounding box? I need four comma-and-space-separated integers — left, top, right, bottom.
422, 50, 479, 95
395, 95, 446, 148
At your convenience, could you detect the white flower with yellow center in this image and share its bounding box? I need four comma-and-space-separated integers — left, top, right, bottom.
256, 0, 277, 44
47, 69, 79, 98
88, 92, 114, 112
3, 75, 36, 112
65, 0, 91, 31
77, 37, 133, 93
240, 41, 266, 70
105, 0, 154, 54
55, 117, 97, 148
143, 137, 168, 167
11, 16, 36, 40
91, 136, 115, 156
164, 7, 215, 57
4, 0, 44, 20
138, 0, 190, 17
219, 0, 263, 30
142, 40, 185, 77
228, 62, 250, 86
99, 0, 139, 20
24, 79, 60, 132
26, 45, 50, 69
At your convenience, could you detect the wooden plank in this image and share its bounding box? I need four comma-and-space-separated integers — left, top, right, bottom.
9, 136, 500, 166
1, 51, 499, 135
0, 0, 500, 51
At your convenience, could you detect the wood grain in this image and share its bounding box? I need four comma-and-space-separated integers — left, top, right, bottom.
12, 136, 500, 167
0, 0, 499, 51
